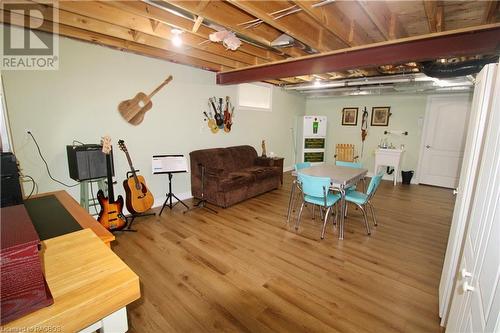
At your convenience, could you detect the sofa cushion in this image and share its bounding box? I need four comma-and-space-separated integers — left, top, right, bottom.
227, 145, 258, 170
219, 172, 255, 192
242, 166, 280, 181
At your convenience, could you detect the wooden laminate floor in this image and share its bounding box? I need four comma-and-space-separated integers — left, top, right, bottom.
113, 172, 455, 333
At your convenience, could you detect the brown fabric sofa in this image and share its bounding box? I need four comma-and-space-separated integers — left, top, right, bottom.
189, 145, 280, 208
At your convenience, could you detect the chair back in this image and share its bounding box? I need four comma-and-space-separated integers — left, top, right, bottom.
367, 172, 384, 198
294, 162, 311, 171
297, 173, 331, 198
335, 144, 358, 162
335, 161, 363, 169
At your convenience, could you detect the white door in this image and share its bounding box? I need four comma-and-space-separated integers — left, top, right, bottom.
419, 95, 471, 188
439, 65, 498, 324
446, 64, 500, 332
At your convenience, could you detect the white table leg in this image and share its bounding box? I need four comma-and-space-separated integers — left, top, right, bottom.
394, 167, 398, 186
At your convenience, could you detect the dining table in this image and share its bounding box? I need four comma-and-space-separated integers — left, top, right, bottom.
287, 164, 368, 240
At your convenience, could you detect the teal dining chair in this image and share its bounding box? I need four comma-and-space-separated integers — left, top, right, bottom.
296, 173, 341, 239
335, 161, 363, 169
287, 162, 312, 221
344, 171, 384, 235
335, 160, 365, 192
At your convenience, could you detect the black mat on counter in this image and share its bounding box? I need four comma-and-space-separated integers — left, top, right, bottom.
24, 195, 82, 241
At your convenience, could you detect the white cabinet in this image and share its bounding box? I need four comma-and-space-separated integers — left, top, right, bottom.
374, 148, 405, 186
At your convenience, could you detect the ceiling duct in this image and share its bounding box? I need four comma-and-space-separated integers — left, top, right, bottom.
421, 56, 498, 78
271, 34, 295, 48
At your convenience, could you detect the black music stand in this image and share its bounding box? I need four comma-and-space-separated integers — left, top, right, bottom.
152, 154, 190, 216
159, 172, 189, 215
185, 164, 217, 214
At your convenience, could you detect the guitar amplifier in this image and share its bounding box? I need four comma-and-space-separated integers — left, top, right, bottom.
66, 144, 114, 181
0, 204, 53, 324
1, 152, 23, 208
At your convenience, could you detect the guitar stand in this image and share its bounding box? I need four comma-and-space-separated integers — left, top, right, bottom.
124, 212, 155, 231
159, 173, 189, 216
121, 170, 156, 231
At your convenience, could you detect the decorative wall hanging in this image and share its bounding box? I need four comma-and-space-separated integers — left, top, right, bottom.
342, 107, 358, 126
371, 106, 391, 126
360, 107, 369, 158
118, 75, 173, 126
203, 96, 234, 134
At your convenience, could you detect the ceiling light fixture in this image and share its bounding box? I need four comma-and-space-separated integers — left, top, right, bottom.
171, 29, 183, 47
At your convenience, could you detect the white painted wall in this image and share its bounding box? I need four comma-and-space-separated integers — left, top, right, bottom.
2, 30, 305, 206
306, 94, 440, 181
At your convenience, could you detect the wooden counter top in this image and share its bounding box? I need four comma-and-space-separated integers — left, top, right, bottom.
1, 229, 140, 331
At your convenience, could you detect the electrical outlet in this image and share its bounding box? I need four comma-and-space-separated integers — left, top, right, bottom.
24, 128, 32, 142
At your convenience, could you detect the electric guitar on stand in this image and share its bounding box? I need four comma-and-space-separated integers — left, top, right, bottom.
118, 140, 154, 214
97, 136, 127, 231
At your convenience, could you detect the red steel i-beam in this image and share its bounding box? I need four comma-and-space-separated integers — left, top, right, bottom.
216, 25, 500, 85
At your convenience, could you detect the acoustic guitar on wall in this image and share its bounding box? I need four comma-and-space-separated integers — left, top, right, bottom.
118, 140, 154, 214
97, 136, 127, 231
118, 75, 173, 126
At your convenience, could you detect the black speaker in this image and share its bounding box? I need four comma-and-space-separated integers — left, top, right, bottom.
66, 144, 114, 181
1, 152, 23, 207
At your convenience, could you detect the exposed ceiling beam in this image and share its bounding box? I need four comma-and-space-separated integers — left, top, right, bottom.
423, 1, 444, 33
28, 1, 248, 69
51, 1, 253, 67
216, 24, 500, 85
292, 0, 371, 47
356, 0, 407, 40
162, 0, 309, 58
1, 9, 224, 71
227, 0, 341, 52
107, 1, 283, 62
484, 1, 499, 24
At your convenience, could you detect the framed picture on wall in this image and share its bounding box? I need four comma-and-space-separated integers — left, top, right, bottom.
371, 107, 391, 126
342, 107, 358, 126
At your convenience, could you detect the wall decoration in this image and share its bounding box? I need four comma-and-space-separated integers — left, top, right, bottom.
342, 107, 358, 126
203, 96, 234, 134
371, 106, 391, 126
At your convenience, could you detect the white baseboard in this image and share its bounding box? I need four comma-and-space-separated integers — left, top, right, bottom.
284, 165, 294, 172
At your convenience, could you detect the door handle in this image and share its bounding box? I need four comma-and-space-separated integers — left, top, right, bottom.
462, 281, 475, 293
453, 189, 458, 195
461, 268, 472, 279
425, 145, 431, 148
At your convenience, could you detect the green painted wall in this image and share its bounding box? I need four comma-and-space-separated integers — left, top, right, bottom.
2, 30, 305, 206
305, 95, 429, 178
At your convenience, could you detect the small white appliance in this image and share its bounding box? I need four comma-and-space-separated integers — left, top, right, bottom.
296, 115, 327, 165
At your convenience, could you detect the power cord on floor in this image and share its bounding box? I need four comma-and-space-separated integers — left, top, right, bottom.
27, 131, 79, 188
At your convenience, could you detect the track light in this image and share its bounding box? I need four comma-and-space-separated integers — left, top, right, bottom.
171, 29, 183, 47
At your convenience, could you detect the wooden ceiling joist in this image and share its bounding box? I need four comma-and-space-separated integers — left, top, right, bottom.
423, 1, 444, 33
356, 0, 407, 40
293, 0, 370, 47
216, 24, 500, 85
1, 9, 224, 71
162, 0, 309, 58
50, 1, 253, 67
227, 0, 346, 52
105, 1, 283, 62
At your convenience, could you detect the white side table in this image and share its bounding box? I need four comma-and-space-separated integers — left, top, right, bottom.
374, 148, 405, 186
